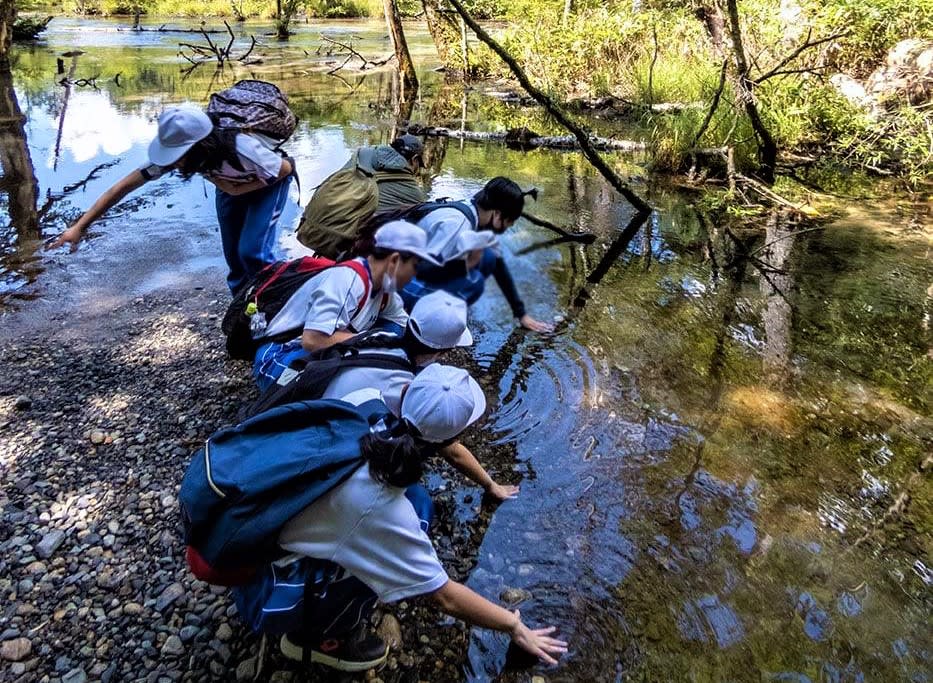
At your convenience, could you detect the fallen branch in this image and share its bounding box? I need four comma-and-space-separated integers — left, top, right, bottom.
320, 35, 395, 70
445, 0, 651, 216
521, 211, 597, 243
406, 124, 646, 152
691, 58, 728, 149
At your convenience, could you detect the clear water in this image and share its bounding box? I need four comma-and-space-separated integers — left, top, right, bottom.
2, 16, 931, 681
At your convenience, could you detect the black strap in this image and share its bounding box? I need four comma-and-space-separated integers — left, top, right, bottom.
245, 351, 416, 419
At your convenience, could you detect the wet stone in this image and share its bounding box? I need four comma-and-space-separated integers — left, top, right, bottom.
13, 395, 31, 411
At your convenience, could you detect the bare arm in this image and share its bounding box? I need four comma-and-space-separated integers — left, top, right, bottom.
47, 170, 148, 252
439, 441, 519, 501
301, 328, 357, 353
430, 580, 567, 665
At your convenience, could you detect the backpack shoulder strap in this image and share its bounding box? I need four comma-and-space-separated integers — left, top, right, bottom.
335, 260, 373, 316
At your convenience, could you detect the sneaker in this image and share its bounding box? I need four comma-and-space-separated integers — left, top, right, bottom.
280, 631, 388, 672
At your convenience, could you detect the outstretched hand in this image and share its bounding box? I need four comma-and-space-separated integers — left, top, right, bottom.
485, 482, 520, 501
46, 225, 85, 253
519, 314, 554, 333
509, 610, 568, 665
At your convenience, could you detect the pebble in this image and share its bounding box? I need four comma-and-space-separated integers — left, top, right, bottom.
155, 582, 185, 611
499, 587, 532, 605
160, 635, 185, 657
376, 614, 402, 651
90, 430, 106, 444
123, 602, 144, 616
62, 667, 88, 683
35, 530, 66, 559
0, 637, 32, 661
216, 623, 233, 641
14, 395, 32, 410
178, 626, 200, 643
235, 656, 257, 681
532, 677, 546, 683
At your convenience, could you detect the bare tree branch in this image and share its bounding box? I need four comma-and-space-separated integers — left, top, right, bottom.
445, 0, 651, 216
754, 29, 849, 84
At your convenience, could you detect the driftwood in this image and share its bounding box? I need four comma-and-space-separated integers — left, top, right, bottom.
406, 124, 646, 152
319, 35, 395, 72
178, 21, 257, 68
486, 90, 703, 116
445, 0, 651, 216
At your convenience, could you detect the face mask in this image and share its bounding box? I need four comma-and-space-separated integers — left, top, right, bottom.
382, 263, 398, 294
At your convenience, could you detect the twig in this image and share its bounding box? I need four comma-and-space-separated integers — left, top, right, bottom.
747, 225, 825, 257
521, 211, 597, 242
647, 23, 659, 107
691, 58, 728, 149
754, 29, 849, 84
321, 35, 394, 70
445, 0, 651, 216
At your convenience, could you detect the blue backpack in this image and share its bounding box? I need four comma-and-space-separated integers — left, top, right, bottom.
178, 397, 390, 586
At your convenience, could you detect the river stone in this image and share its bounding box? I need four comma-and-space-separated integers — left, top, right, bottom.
90, 430, 106, 444
0, 637, 32, 661
235, 656, 257, 681
62, 667, 88, 683
499, 587, 532, 606
13, 395, 31, 411
161, 635, 184, 657
376, 614, 402, 651
123, 602, 144, 616
216, 623, 233, 641
155, 582, 185, 611
35, 530, 66, 559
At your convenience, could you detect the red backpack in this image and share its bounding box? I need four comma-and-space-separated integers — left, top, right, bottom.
221, 257, 385, 360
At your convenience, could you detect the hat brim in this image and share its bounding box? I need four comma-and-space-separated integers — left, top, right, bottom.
148, 137, 196, 168
466, 376, 487, 428
409, 321, 472, 349
400, 246, 441, 266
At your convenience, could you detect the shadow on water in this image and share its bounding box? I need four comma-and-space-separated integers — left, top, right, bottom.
2, 16, 931, 683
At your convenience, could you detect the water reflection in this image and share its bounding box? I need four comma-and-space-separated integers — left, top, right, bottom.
2, 16, 930, 683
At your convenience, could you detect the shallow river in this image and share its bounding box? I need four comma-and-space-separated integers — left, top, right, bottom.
2, 16, 931, 682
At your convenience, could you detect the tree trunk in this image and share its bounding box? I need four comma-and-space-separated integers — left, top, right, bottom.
383, 0, 417, 89
562, 0, 573, 24
0, 65, 40, 240
0, 0, 15, 69
723, 0, 777, 182
421, 0, 461, 71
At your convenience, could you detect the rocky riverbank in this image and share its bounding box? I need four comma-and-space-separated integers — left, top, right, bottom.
0, 286, 517, 683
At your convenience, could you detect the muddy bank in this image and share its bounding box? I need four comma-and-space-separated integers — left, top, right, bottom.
0, 285, 519, 683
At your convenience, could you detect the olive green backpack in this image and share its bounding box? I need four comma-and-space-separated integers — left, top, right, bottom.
296, 152, 424, 259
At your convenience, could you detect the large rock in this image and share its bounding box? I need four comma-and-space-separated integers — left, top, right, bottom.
831, 38, 933, 118
35, 530, 66, 559
867, 39, 933, 107
0, 637, 32, 662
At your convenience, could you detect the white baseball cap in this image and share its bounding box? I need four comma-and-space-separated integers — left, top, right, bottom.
148, 106, 213, 167
401, 364, 486, 443
374, 221, 441, 266
453, 230, 499, 260
409, 291, 473, 349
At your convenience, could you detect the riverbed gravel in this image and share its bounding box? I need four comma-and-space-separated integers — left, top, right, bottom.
0, 286, 511, 683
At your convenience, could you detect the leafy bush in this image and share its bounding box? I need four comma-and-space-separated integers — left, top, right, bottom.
12, 16, 52, 40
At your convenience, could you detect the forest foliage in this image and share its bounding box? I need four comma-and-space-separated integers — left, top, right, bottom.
20, 0, 933, 183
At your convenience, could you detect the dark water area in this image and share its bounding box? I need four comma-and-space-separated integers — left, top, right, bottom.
2, 16, 931, 682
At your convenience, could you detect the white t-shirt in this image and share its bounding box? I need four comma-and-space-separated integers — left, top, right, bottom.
264, 259, 409, 339
278, 388, 448, 603
417, 204, 479, 264
320, 348, 414, 416
139, 133, 284, 185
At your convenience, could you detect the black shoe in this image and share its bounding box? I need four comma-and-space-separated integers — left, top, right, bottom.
280, 630, 388, 672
